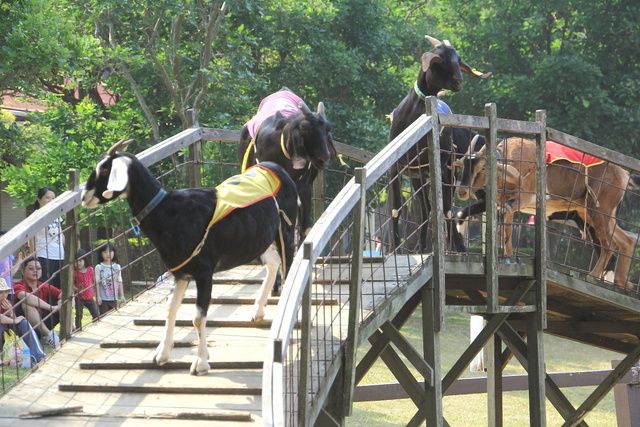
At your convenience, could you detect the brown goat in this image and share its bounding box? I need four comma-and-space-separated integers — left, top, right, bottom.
455, 137, 640, 289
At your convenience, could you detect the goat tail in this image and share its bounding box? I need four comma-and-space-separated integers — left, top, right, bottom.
629, 174, 640, 190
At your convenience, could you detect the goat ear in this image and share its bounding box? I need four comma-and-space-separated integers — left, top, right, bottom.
103, 157, 130, 199
421, 52, 442, 72
460, 60, 492, 78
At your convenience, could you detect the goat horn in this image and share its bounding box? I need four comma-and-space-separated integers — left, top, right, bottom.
299, 102, 311, 115
469, 134, 481, 154
316, 102, 325, 117
107, 139, 133, 155
425, 35, 442, 47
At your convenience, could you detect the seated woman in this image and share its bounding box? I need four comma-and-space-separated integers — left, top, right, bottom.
12, 258, 61, 347
0, 278, 46, 363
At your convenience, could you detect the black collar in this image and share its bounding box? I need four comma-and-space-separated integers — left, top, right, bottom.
130, 189, 167, 229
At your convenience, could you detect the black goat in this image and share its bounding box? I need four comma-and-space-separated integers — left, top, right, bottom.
81, 140, 297, 375
389, 35, 490, 253
238, 88, 341, 243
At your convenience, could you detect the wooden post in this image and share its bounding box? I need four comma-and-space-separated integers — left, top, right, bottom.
422, 283, 443, 426
187, 109, 202, 188
298, 242, 313, 426
485, 103, 499, 313
535, 110, 547, 329
487, 329, 503, 427
526, 290, 546, 426
343, 168, 366, 416
613, 360, 640, 427
60, 169, 79, 340
425, 96, 444, 331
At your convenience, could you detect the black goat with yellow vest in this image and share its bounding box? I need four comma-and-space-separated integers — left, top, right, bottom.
82, 139, 297, 376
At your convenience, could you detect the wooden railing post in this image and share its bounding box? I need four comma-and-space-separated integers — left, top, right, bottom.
298, 242, 313, 426
484, 103, 499, 313
343, 167, 366, 417
187, 109, 202, 188
425, 96, 445, 331
424, 96, 444, 425
60, 169, 79, 340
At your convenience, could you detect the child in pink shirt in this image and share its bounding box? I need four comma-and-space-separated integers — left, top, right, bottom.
73, 249, 99, 329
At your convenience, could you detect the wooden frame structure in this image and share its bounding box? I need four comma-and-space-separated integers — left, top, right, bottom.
263, 97, 640, 426
1, 102, 640, 425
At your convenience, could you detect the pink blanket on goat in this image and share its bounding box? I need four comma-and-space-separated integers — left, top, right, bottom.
245, 90, 306, 139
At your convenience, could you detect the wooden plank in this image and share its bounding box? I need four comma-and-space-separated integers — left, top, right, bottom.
181, 296, 339, 305
133, 319, 275, 328
90, 410, 253, 421
58, 384, 262, 395
79, 361, 262, 370
333, 140, 375, 164
21, 406, 84, 418
100, 340, 194, 348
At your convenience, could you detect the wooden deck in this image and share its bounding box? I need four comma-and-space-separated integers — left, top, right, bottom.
2, 254, 640, 425
0, 264, 279, 426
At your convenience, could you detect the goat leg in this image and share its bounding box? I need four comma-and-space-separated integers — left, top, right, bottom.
253, 245, 280, 321
154, 277, 188, 366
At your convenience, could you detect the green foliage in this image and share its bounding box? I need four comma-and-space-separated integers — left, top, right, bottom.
0, 98, 143, 203
1, 0, 639, 203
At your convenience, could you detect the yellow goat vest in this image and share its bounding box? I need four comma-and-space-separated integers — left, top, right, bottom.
169, 164, 282, 272
210, 164, 282, 226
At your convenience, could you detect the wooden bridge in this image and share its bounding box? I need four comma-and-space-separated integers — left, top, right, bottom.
1, 100, 639, 426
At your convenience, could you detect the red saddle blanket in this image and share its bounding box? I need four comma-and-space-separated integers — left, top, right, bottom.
545, 141, 604, 167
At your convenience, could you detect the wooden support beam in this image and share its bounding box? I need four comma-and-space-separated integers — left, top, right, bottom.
526, 299, 546, 426
561, 343, 640, 427
355, 291, 422, 383
498, 322, 587, 426
443, 281, 535, 393
353, 369, 638, 401
487, 332, 503, 427
380, 321, 434, 385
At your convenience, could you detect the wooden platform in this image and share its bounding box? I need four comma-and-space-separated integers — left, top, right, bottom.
444, 255, 640, 353
0, 264, 287, 426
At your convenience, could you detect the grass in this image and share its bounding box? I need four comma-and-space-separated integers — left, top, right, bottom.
0, 304, 97, 395
347, 309, 619, 426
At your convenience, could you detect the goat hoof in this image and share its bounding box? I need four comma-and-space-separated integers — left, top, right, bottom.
190, 359, 209, 376
153, 355, 169, 366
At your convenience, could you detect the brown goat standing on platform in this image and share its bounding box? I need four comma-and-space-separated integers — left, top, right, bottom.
456, 137, 640, 289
